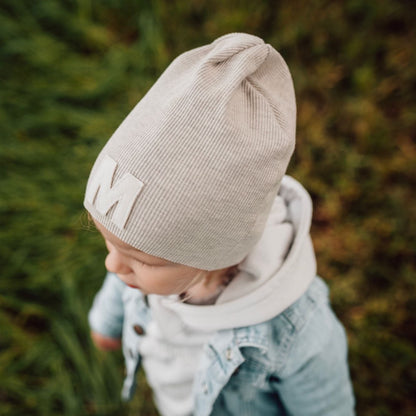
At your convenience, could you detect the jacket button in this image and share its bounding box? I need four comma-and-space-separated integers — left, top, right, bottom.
133, 324, 145, 335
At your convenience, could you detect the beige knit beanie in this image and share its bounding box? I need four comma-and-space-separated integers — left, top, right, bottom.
84, 33, 296, 271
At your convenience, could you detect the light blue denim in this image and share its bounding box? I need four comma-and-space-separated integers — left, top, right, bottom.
89, 273, 355, 416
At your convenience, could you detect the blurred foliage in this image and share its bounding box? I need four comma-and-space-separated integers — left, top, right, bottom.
0, 0, 415, 415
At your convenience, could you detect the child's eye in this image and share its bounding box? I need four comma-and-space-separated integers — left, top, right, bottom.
137, 260, 154, 268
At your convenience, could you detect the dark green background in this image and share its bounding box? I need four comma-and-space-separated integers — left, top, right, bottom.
1, 1, 415, 415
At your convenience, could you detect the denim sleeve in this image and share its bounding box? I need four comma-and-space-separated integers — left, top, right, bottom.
271, 299, 356, 416
88, 272, 125, 339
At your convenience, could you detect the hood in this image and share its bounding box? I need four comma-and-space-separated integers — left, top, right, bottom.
159, 175, 317, 332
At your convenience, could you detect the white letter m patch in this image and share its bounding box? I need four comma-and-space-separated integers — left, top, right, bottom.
85, 155, 144, 229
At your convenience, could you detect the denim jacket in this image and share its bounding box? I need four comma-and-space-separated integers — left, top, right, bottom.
89, 272, 355, 416
89, 176, 355, 415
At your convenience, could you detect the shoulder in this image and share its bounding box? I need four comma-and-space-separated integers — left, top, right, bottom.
270, 275, 330, 336
234, 277, 337, 372
269, 276, 345, 377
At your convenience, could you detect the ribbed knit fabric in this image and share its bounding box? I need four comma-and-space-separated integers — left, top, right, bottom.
84, 33, 296, 270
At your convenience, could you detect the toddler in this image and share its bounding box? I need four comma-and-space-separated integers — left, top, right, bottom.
85, 33, 355, 415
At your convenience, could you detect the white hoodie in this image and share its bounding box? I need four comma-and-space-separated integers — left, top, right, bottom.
138, 175, 317, 415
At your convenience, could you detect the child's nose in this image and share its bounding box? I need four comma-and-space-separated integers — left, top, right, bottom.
105, 250, 131, 275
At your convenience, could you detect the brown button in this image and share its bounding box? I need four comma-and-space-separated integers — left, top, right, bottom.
133, 324, 145, 336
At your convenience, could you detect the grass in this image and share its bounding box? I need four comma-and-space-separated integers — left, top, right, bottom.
0, 0, 415, 415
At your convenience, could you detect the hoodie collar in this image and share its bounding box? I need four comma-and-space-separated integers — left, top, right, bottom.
160, 175, 317, 332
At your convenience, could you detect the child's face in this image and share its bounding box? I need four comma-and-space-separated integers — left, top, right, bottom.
93, 219, 206, 295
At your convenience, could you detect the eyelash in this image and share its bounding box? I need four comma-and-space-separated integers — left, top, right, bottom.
137, 260, 155, 269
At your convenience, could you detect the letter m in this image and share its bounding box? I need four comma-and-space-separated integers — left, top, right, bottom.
85, 155, 144, 229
